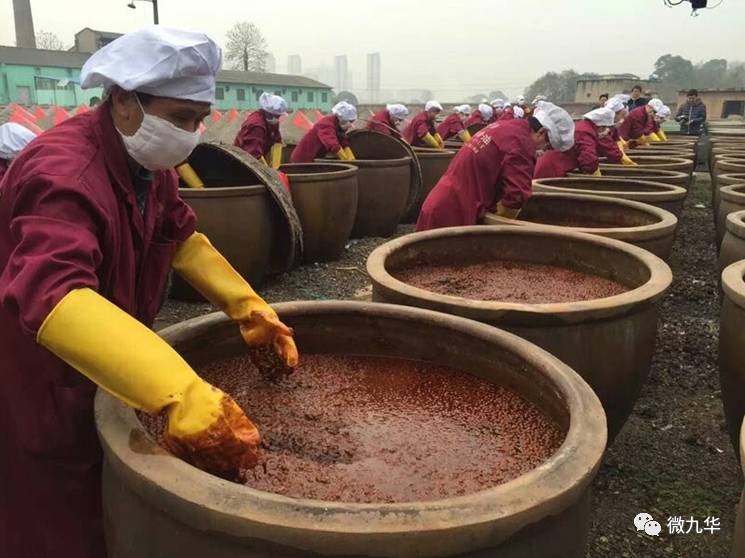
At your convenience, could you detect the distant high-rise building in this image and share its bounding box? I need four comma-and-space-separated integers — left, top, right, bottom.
265, 53, 276, 73
334, 55, 349, 91
288, 54, 302, 75
367, 52, 381, 104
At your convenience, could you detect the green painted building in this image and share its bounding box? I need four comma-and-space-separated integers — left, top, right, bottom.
0, 44, 332, 111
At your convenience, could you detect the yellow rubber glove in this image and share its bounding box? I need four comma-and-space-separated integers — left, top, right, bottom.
592, 167, 602, 177
496, 202, 521, 220
422, 132, 441, 149
37, 288, 260, 480
172, 232, 299, 369
458, 129, 473, 143
259, 156, 269, 166
343, 146, 356, 161
616, 139, 628, 153
335, 149, 349, 161
176, 164, 205, 189
270, 143, 283, 169
434, 132, 445, 148
637, 135, 650, 146
658, 129, 668, 141
622, 154, 637, 166
649, 132, 662, 142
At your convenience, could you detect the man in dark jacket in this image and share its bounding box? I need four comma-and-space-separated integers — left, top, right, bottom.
676, 89, 707, 136
626, 84, 649, 111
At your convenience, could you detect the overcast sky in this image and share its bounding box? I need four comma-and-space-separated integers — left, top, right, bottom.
1, 0, 744, 100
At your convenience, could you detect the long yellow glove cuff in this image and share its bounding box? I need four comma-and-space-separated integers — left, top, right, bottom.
592, 167, 602, 177
176, 164, 205, 189
343, 146, 356, 161
496, 202, 521, 220
658, 129, 668, 141
458, 130, 472, 143
270, 143, 283, 169
259, 156, 269, 166
622, 154, 637, 166
335, 149, 350, 161
434, 132, 445, 148
172, 232, 298, 367
422, 132, 441, 149
616, 139, 627, 153
649, 132, 662, 142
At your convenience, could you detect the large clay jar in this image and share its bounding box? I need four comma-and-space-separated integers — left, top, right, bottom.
719, 260, 745, 456
601, 155, 694, 177
412, 146, 456, 208
568, 167, 689, 188
715, 174, 745, 220
340, 157, 412, 238
714, 159, 745, 198
731, 421, 745, 556
483, 192, 678, 260
533, 177, 687, 217
96, 301, 607, 558
719, 211, 745, 276
368, 226, 672, 441
278, 163, 359, 263
717, 184, 745, 249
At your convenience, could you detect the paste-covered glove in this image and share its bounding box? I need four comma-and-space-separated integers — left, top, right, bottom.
422, 132, 441, 149
37, 288, 260, 480
270, 143, 283, 169
496, 202, 521, 220
649, 132, 662, 142
458, 129, 472, 143
592, 167, 602, 177
176, 163, 205, 189
172, 232, 299, 370
622, 154, 637, 166
343, 146, 356, 161
434, 132, 445, 148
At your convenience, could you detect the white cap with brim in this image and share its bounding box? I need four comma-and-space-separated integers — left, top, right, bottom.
478, 103, 494, 120
491, 98, 505, 108
648, 98, 664, 113
80, 26, 222, 104
425, 100, 443, 112
386, 104, 409, 120
534, 101, 575, 152
0, 122, 37, 160
657, 105, 672, 120
332, 101, 357, 121
605, 95, 630, 113
583, 107, 616, 127
455, 104, 471, 115
259, 92, 288, 116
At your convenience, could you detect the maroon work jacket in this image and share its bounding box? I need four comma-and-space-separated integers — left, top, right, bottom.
0, 159, 7, 180
599, 126, 624, 163
465, 112, 491, 127
234, 110, 282, 160
619, 106, 650, 141
573, 119, 603, 174
498, 107, 515, 121
416, 119, 536, 231
436, 113, 466, 141
290, 114, 349, 163
0, 105, 196, 557
403, 111, 437, 147
534, 148, 579, 179
368, 109, 401, 137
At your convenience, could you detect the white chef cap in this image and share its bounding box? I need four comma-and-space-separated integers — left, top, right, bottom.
532, 95, 547, 105
425, 100, 444, 112
648, 98, 664, 113
455, 104, 471, 115
81, 26, 222, 104
515, 95, 526, 106
657, 105, 672, 120
513, 106, 525, 119
332, 101, 357, 121
478, 103, 494, 120
0, 122, 37, 160
605, 95, 630, 113
259, 92, 288, 116
491, 98, 505, 109
386, 103, 409, 120
534, 101, 575, 152
583, 107, 616, 127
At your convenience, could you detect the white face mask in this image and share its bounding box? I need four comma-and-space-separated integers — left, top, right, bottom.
118, 97, 201, 171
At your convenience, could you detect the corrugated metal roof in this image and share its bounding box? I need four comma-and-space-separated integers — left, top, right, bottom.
217, 69, 331, 89
0, 46, 331, 89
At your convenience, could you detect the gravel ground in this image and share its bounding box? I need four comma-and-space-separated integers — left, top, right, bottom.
156, 174, 741, 557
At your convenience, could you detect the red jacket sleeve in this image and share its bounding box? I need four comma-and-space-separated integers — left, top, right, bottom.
316, 120, 342, 154
574, 127, 600, 174
598, 132, 623, 163
414, 117, 431, 140
234, 121, 267, 160
0, 176, 103, 336
498, 143, 535, 209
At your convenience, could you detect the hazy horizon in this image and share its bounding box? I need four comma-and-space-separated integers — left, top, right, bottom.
1, 0, 744, 101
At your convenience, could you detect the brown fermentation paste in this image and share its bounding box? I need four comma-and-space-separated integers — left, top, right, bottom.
394, 260, 628, 303
141, 354, 563, 503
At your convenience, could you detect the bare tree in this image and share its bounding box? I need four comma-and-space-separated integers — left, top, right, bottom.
225, 22, 269, 72
35, 30, 66, 51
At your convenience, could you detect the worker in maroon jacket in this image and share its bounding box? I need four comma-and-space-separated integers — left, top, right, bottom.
534, 107, 617, 178
0, 123, 36, 180
602, 94, 636, 165
465, 103, 495, 127
416, 101, 575, 230
290, 101, 357, 162
498, 102, 515, 121
233, 92, 287, 168
367, 103, 409, 137
436, 105, 473, 142
619, 100, 663, 147
403, 100, 444, 148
